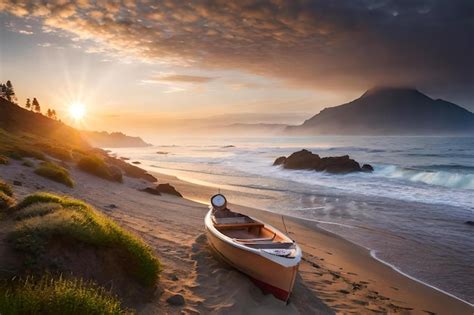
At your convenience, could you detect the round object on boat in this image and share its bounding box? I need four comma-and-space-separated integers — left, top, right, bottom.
211, 194, 227, 210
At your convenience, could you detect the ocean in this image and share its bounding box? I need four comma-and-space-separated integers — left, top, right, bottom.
111, 136, 474, 304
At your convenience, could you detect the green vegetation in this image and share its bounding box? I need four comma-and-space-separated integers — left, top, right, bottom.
0, 179, 13, 197
0, 154, 8, 165
77, 156, 123, 182
0, 275, 125, 315
0, 129, 46, 161
34, 161, 74, 187
0, 192, 15, 211
14, 203, 62, 221
22, 160, 34, 167
0, 180, 14, 211
12, 192, 160, 286
35, 143, 72, 161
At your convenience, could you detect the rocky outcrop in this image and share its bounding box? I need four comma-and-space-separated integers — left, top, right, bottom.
156, 183, 183, 197
361, 164, 374, 172
140, 183, 182, 197
273, 149, 373, 174
273, 156, 287, 166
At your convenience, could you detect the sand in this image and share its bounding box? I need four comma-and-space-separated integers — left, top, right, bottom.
1, 159, 472, 314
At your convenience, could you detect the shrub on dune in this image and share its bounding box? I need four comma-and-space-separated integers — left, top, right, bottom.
0, 180, 13, 197
0, 275, 125, 315
0, 192, 15, 211
0, 180, 15, 210
34, 161, 74, 187
0, 155, 8, 165
12, 192, 161, 287
77, 156, 123, 183
13, 202, 62, 221
35, 143, 73, 161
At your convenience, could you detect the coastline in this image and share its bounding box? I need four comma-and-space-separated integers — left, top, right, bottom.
1, 156, 472, 314
148, 169, 473, 314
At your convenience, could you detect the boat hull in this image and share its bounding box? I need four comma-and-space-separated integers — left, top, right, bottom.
205, 224, 299, 301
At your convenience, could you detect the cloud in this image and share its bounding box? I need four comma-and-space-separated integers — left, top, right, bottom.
18, 29, 33, 35
148, 74, 217, 84
0, 0, 473, 100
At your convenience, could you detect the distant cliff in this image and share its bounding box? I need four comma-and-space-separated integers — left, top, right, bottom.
81, 131, 152, 148
286, 87, 474, 135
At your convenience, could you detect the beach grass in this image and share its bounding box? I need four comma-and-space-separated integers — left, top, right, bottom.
12, 192, 161, 287
0, 179, 13, 197
0, 179, 15, 211
0, 154, 8, 165
34, 161, 74, 187
77, 155, 123, 182
0, 275, 126, 315
35, 143, 73, 161
13, 202, 62, 221
0, 191, 15, 211
22, 160, 34, 167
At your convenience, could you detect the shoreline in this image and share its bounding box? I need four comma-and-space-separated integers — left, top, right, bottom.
2, 155, 472, 313
148, 168, 473, 314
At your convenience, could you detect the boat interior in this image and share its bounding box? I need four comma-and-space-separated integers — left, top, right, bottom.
212, 212, 294, 249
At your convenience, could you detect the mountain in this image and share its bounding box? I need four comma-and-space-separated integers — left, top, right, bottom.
0, 97, 86, 146
286, 87, 474, 135
81, 131, 152, 148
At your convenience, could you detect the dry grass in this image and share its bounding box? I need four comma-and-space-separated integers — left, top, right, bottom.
0, 275, 126, 315
77, 156, 123, 182
34, 161, 74, 187
0, 179, 15, 211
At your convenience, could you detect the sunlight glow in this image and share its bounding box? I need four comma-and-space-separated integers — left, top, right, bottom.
69, 102, 86, 121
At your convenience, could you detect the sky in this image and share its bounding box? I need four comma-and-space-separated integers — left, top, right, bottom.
0, 0, 473, 135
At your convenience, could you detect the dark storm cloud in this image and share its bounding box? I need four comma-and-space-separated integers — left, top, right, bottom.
1, 0, 472, 99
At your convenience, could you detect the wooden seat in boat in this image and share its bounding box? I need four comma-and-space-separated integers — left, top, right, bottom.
234, 236, 274, 242
214, 222, 264, 230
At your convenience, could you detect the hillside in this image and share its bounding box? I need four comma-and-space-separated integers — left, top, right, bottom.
286, 87, 474, 135
81, 130, 152, 148
0, 98, 86, 146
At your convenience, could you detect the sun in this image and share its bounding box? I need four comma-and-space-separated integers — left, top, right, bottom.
69, 102, 86, 121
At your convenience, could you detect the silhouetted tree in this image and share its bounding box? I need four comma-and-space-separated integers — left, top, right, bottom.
32, 98, 41, 113
25, 98, 31, 110
4, 80, 16, 103
46, 108, 58, 120
0, 84, 5, 99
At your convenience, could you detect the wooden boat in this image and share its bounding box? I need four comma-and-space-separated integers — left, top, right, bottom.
204, 194, 302, 302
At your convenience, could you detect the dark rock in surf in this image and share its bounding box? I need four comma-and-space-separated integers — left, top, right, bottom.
273, 156, 287, 166
465, 221, 474, 226
132, 161, 141, 164
274, 149, 372, 174
361, 164, 374, 172
284, 149, 321, 170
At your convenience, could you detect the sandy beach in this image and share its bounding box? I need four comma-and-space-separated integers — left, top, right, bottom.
1, 159, 472, 314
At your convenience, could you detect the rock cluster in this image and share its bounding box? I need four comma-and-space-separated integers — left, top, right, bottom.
273, 149, 373, 174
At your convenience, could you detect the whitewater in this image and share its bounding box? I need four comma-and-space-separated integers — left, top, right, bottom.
111, 135, 474, 303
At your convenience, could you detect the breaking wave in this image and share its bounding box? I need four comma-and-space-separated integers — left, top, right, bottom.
376, 165, 474, 190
